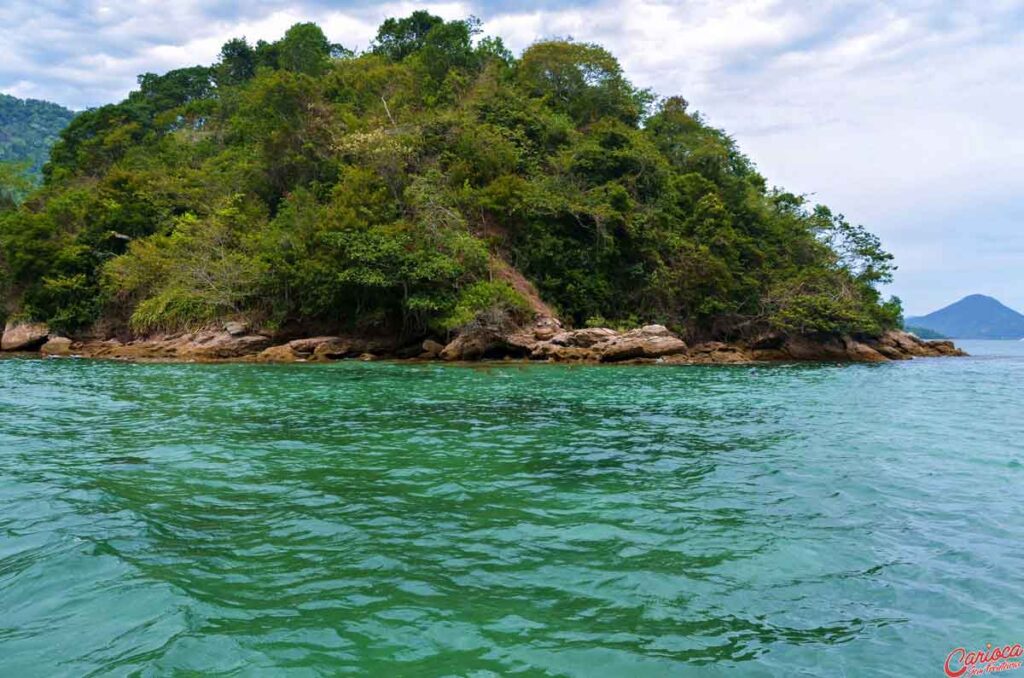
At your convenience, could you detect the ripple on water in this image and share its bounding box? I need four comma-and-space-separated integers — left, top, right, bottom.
1, 345, 1022, 676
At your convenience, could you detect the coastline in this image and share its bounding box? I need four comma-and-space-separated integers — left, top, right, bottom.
2, 318, 966, 365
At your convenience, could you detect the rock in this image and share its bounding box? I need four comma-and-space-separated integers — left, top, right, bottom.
594, 326, 687, 362
312, 339, 357, 361
440, 329, 503, 361
358, 353, 377, 361
925, 339, 965, 356
40, 336, 74, 357
689, 342, 751, 364
783, 334, 851, 361
286, 336, 342, 355
640, 324, 673, 337
421, 339, 445, 358
1, 321, 50, 351
530, 343, 597, 361
256, 344, 300, 363
532, 316, 563, 341
550, 327, 618, 348
223, 320, 249, 336
750, 348, 789, 362
843, 338, 888, 363
867, 330, 966, 359
184, 332, 272, 359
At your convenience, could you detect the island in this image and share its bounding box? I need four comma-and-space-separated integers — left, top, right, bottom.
0, 13, 962, 364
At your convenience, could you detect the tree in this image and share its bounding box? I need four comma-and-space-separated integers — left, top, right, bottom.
372, 11, 446, 61
216, 38, 257, 86
516, 40, 651, 125
278, 23, 334, 76
0, 162, 33, 211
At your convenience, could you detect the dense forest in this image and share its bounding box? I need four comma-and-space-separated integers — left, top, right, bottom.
0, 14, 901, 342
0, 93, 75, 179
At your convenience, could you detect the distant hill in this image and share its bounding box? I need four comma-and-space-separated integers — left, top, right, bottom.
906, 295, 1024, 339
0, 93, 76, 176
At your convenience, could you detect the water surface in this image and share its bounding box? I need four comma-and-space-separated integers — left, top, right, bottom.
1, 342, 1022, 675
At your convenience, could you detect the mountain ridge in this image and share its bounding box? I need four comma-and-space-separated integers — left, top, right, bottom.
906, 294, 1024, 339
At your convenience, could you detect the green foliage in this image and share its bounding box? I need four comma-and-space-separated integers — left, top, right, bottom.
0, 161, 34, 209
437, 280, 531, 332
0, 14, 902, 342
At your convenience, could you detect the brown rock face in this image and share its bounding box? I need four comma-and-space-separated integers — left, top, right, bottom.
40, 337, 74, 356
689, 342, 751, 364
593, 325, 688, 362
69, 330, 271, 361
440, 327, 508, 361
550, 327, 618, 348
1, 321, 50, 351
256, 344, 301, 363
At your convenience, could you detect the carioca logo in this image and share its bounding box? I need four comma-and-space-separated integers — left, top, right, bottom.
944, 642, 1023, 677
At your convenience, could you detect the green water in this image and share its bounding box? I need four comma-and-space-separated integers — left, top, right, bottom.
1, 342, 1022, 676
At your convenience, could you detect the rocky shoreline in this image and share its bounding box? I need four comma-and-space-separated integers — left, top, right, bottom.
1, 317, 965, 364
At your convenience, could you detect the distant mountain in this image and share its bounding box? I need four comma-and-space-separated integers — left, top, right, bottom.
906, 295, 1024, 339
0, 93, 76, 176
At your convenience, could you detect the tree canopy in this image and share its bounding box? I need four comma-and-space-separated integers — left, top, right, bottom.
0, 14, 901, 339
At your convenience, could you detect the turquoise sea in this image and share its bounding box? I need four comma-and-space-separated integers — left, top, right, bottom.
1, 341, 1022, 676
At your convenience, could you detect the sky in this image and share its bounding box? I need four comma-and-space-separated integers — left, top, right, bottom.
1, 0, 1022, 314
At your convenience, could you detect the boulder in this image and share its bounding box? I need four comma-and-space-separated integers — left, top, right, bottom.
440, 328, 504, 361
532, 316, 563, 341
312, 339, 357, 361
223, 320, 249, 336
594, 325, 687, 362
1, 321, 49, 351
421, 339, 445, 359
40, 336, 74, 357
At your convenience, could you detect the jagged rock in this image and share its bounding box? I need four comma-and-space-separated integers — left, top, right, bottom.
880, 330, 929, 357
926, 339, 965, 356
1, 321, 49, 351
870, 330, 966, 359
41, 336, 74, 357
594, 325, 688, 362
843, 338, 888, 363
